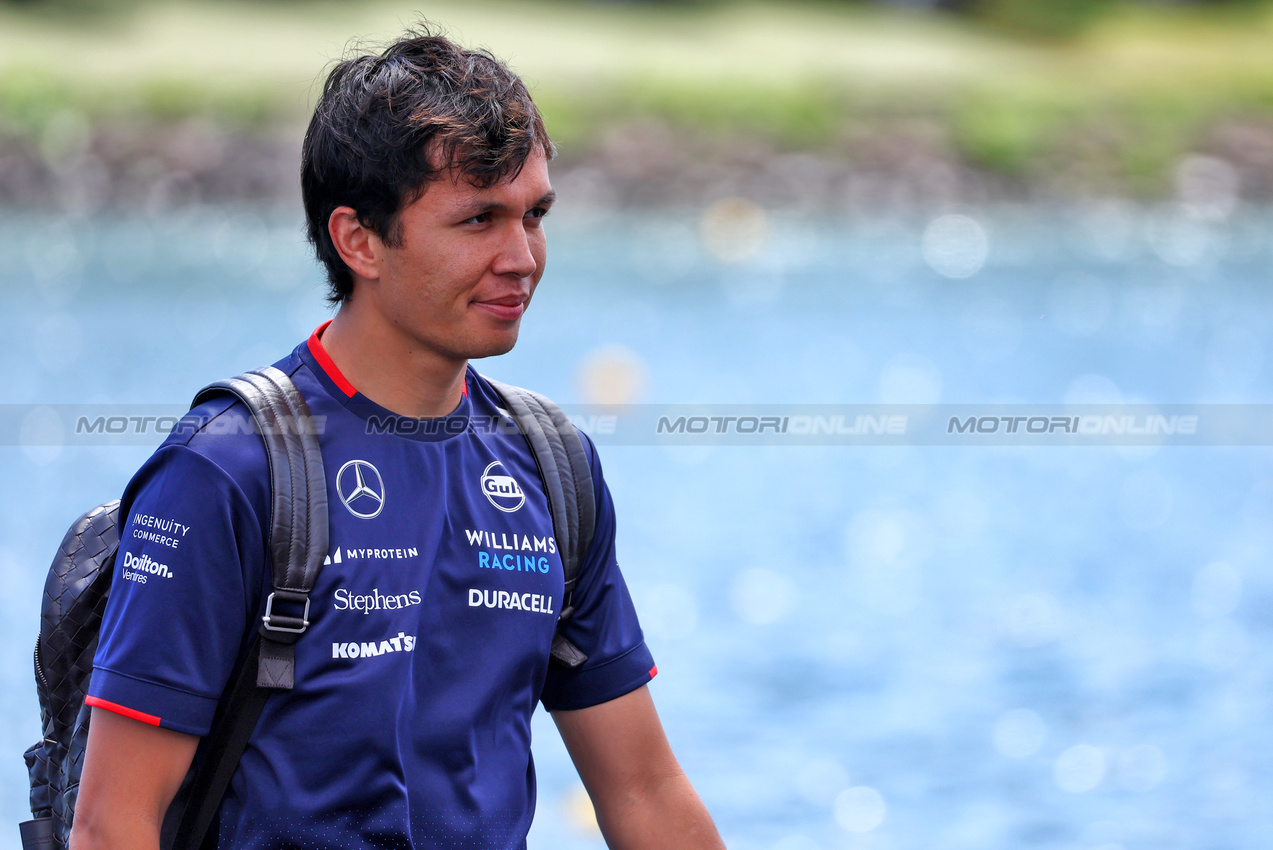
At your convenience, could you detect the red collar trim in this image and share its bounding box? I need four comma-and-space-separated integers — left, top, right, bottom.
306, 320, 468, 400
307, 320, 357, 398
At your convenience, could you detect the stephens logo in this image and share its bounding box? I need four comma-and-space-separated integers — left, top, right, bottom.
336, 459, 385, 519
333, 587, 422, 614
481, 461, 525, 513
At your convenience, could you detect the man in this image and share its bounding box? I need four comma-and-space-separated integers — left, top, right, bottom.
71, 27, 724, 850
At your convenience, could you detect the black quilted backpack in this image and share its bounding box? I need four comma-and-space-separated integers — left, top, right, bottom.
19, 369, 594, 850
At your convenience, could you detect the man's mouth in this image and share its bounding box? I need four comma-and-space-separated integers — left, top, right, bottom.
472, 295, 527, 322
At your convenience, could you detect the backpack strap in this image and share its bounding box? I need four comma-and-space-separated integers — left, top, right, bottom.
170, 366, 327, 850
484, 378, 595, 670
191, 366, 329, 687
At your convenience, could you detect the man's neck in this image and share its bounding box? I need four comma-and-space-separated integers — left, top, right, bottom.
318, 309, 466, 419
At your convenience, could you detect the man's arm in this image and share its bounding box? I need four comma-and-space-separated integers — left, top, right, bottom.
552, 685, 725, 850
68, 707, 199, 850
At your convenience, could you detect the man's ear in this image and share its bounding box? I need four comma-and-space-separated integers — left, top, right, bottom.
328, 207, 381, 281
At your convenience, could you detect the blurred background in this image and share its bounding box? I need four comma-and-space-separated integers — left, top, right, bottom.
4, 1, 1273, 848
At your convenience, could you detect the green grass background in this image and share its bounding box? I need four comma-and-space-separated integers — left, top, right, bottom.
2, 0, 1272, 187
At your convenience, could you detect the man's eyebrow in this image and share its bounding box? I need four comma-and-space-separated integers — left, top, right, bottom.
453, 191, 556, 218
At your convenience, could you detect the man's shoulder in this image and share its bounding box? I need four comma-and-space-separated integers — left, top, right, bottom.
136, 352, 311, 510
466, 369, 598, 455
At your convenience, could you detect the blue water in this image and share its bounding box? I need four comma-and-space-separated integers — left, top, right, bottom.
2, 203, 1272, 849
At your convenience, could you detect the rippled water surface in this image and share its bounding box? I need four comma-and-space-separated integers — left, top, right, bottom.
2, 204, 1272, 849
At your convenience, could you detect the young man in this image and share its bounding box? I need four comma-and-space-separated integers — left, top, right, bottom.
70, 28, 724, 850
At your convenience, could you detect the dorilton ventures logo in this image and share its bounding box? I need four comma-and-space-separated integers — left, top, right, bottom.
120, 551, 173, 584
481, 461, 525, 513
336, 459, 385, 519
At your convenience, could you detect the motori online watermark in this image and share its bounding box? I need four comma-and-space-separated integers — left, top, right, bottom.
6, 403, 1273, 448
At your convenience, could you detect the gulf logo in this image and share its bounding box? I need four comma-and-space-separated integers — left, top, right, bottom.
481, 461, 526, 512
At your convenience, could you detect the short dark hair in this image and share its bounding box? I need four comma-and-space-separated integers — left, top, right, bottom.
301, 25, 554, 303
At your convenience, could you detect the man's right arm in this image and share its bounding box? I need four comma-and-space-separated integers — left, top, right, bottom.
69, 707, 199, 850
73, 425, 266, 850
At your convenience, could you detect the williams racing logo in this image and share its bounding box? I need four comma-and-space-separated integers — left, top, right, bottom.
481, 461, 525, 512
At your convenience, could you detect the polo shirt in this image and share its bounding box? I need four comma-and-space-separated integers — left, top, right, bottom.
88, 326, 655, 849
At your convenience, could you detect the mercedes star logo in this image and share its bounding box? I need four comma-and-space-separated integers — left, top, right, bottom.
336, 459, 386, 519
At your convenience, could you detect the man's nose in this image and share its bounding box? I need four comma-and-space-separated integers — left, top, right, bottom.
492, 222, 539, 278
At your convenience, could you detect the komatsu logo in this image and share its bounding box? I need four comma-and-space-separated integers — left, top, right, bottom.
481, 461, 525, 513
331, 632, 416, 659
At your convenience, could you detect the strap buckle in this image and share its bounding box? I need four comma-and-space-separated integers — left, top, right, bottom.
261, 591, 310, 634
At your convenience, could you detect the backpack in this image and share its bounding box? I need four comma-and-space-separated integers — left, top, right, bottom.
20, 367, 594, 850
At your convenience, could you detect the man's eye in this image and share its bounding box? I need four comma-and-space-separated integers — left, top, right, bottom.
526, 207, 549, 220
463, 212, 491, 225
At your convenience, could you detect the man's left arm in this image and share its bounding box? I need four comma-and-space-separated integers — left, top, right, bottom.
553, 685, 725, 849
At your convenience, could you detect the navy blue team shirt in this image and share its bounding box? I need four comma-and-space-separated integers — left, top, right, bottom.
88, 323, 656, 849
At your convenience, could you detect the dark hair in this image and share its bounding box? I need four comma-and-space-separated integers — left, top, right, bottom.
301, 25, 554, 303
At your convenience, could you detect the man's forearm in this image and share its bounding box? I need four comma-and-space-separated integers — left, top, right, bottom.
70, 708, 197, 850
554, 687, 724, 849
594, 770, 726, 850
68, 811, 162, 850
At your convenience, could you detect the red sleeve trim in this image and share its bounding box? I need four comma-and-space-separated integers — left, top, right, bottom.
648, 664, 658, 678
85, 695, 161, 727
307, 320, 358, 398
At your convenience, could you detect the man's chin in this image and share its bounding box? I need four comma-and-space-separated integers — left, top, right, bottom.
463, 330, 520, 361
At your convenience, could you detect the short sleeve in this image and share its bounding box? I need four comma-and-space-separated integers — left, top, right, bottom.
539, 434, 656, 711
88, 444, 266, 736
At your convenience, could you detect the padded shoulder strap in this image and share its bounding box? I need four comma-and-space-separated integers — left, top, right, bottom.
169, 367, 327, 850
192, 366, 328, 602
484, 378, 595, 669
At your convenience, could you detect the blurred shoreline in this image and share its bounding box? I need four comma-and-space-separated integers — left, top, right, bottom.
3, 0, 1273, 213
3, 112, 1271, 216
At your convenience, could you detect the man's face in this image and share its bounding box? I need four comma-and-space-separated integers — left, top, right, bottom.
366, 147, 554, 363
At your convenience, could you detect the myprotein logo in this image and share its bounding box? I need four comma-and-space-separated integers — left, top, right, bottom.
331, 632, 416, 659
481, 461, 525, 513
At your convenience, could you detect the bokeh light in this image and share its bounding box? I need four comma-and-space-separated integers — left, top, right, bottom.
921, 214, 988, 279
562, 783, 599, 835
575, 344, 647, 406
1053, 745, 1106, 794
833, 786, 886, 834
699, 197, 769, 265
